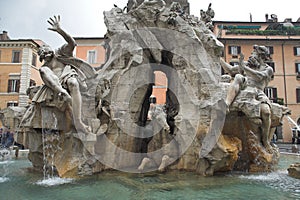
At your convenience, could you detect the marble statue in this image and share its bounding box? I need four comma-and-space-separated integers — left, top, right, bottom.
39, 16, 91, 134
22, 16, 95, 134
221, 45, 275, 152
200, 3, 215, 30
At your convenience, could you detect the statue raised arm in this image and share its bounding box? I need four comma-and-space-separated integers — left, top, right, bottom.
47, 15, 76, 56
34, 15, 91, 134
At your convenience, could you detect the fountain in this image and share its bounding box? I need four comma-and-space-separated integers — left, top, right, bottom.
17, 0, 291, 178
286, 116, 300, 144
0, 1, 299, 199
283, 116, 300, 179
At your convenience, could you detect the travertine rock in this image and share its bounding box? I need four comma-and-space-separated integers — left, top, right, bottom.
288, 163, 300, 179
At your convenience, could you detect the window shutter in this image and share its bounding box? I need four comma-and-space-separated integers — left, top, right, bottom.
269, 46, 274, 54
266, 46, 274, 54
228, 46, 232, 54
294, 47, 298, 56
7, 80, 12, 92
16, 80, 20, 93
272, 88, 278, 99
14, 52, 19, 62
237, 46, 241, 54
297, 89, 300, 103
12, 51, 21, 63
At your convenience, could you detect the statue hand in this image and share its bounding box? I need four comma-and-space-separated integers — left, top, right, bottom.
47, 15, 61, 32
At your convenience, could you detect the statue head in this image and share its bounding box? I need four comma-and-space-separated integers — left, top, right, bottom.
38, 45, 54, 62
256, 45, 268, 54
248, 45, 269, 68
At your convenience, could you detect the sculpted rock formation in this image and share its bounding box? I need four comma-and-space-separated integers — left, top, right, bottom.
18, 1, 289, 177
288, 163, 300, 179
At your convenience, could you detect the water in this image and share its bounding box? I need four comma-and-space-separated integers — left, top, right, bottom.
0, 148, 12, 184
0, 155, 299, 200
41, 129, 60, 180
286, 116, 300, 131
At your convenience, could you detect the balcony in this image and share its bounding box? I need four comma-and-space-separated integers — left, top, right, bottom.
270, 98, 284, 105
225, 26, 300, 36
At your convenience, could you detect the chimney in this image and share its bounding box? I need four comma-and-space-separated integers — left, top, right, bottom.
284, 18, 292, 23
265, 14, 269, 22
0, 31, 10, 40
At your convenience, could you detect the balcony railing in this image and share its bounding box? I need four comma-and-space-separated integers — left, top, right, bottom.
225, 27, 300, 36
270, 98, 284, 105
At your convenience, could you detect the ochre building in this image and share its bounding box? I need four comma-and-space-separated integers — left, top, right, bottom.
0, 31, 43, 109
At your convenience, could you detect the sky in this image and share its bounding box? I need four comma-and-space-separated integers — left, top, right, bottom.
0, 0, 299, 48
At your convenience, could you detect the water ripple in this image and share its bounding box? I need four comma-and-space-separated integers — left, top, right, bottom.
0, 177, 9, 183
239, 170, 300, 196
36, 177, 74, 187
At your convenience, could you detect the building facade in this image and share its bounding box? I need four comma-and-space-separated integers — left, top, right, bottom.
74, 37, 106, 68
0, 31, 43, 110
213, 17, 300, 142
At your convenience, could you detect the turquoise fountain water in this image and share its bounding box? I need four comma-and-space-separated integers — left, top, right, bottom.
0, 154, 299, 200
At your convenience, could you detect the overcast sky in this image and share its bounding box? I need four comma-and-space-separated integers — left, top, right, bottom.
0, 0, 299, 48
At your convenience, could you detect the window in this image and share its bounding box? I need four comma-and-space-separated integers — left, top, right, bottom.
228, 46, 241, 56
264, 87, 277, 102
295, 63, 300, 73
32, 53, 37, 66
266, 62, 275, 77
7, 102, 18, 107
297, 88, 300, 103
266, 46, 274, 55
229, 62, 239, 66
296, 63, 300, 79
266, 62, 275, 72
294, 47, 300, 56
7, 79, 20, 93
12, 50, 21, 63
87, 50, 96, 64
30, 79, 36, 87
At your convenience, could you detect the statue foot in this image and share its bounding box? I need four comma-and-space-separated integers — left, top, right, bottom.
138, 157, 151, 171
158, 155, 171, 172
